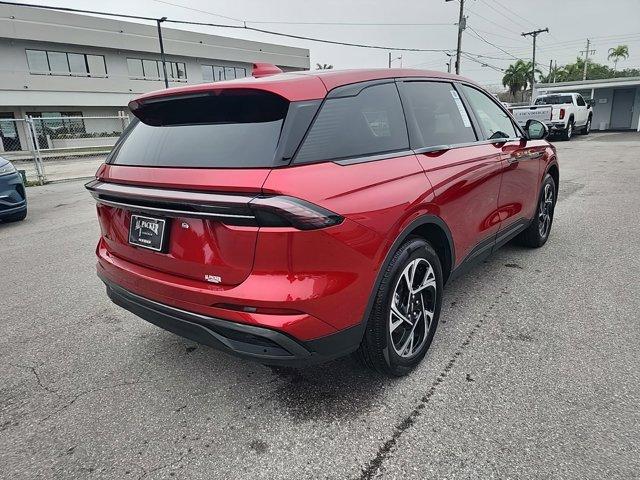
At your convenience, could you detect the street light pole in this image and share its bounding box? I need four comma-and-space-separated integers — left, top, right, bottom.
446, 53, 454, 73
156, 16, 169, 88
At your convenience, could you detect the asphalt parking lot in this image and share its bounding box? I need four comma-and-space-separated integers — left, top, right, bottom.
1, 132, 639, 479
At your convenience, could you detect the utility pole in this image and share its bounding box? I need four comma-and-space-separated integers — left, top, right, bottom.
156, 16, 169, 88
445, 0, 465, 74
388, 52, 391, 69
580, 39, 596, 81
522, 28, 549, 99
553, 60, 558, 83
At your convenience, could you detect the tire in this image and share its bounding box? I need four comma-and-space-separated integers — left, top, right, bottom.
581, 116, 592, 135
1, 209, 27, 223
561, 119, 574, 141
516, 174, 556, 248
356, 237, 443, 376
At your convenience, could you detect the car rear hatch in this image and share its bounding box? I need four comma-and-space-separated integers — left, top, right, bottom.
88, 87, 323, 287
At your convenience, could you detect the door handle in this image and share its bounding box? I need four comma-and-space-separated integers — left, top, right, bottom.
501, 153, 519, 164
502, 149, 543, 163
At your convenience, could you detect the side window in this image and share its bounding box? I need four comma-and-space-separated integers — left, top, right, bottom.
576, 95, 586, 106
295, 82, 409, 163
402, 81, 477, 148
460, 85, 518, 140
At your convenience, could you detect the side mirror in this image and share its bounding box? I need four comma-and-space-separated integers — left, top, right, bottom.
525, 119, 548, 140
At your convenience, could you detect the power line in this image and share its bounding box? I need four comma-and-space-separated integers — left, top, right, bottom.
466, 26, 520, 61
487, 0, 537, 29
477, 0, 531, 31
0, 1, 454, 53
152, 0, 456, 26
460, 52, 504, 71
150, 0, 244, 23
463, 3, 523, 36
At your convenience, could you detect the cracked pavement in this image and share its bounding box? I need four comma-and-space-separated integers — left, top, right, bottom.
1, 132, 639, 479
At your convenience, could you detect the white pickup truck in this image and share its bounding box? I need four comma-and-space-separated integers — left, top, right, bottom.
510, 92, 593, 141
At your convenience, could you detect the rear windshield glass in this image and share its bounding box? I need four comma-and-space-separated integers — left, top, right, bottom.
109, 90, 288, 168
534, 95, 573, 105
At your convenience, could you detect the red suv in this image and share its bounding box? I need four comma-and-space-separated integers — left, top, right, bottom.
87, 66, 558, 376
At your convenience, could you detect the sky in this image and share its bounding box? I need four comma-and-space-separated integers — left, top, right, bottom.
22, 0, 640, 89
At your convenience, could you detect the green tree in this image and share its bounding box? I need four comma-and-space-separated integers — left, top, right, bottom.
502, 61, 527, 101
503, 60, 541, 101
607, 45, 629, 71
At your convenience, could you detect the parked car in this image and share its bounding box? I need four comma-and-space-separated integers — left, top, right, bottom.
511, 92, 592, 140
0, 156, 27, 223
86, 66, 558, 376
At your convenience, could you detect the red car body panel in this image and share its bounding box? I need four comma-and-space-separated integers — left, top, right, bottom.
90, 68, 557, 365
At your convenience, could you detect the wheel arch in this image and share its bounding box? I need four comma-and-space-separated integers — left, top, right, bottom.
355, 215, 455, 340
546, 161, 559, 197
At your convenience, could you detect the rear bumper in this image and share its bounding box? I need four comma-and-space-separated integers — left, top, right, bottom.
546, 122, 568, 132
101, 275, 363, 366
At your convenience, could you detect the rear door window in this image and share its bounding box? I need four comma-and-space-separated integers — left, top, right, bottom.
460, 85, 518, 140
294, 82, 409, 164
110, 90, 289, 168
401, 81, 477, 148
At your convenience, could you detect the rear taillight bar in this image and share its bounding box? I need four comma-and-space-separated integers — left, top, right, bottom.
85, 180, 343, 230
559, 108, 565, 120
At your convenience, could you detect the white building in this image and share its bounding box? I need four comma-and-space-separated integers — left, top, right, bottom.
534, 77, 640, 132
0, 4, 310, 152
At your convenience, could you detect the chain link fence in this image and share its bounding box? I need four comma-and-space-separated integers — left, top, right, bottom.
0, 112, 130, 183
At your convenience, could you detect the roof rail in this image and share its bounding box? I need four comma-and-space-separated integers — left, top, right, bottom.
252, 63, 283, 78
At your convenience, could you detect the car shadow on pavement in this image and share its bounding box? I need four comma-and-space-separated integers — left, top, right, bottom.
264, 359, 388, 421
144, 238, 537, 423
143, 331, 388, 422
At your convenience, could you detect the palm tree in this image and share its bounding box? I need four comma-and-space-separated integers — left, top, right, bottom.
502, 62, 526, 101
607, 45, 629, 72
315, 63, 334, 70
502, 60, 540, 101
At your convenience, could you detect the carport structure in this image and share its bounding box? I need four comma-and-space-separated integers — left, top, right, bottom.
534, 77, 640, 132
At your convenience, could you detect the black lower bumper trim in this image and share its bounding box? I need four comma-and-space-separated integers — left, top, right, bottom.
101, 276, 363, 366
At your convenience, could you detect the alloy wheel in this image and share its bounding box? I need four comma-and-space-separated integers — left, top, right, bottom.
538, 183, 554, 237
389, 258, 436, 358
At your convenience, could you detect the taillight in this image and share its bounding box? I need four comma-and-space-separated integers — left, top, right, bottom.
86, 181, 342, 230
559, 108, 565, 119
250, 196, 343, 230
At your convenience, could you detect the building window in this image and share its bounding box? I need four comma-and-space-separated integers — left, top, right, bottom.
127, 58, 144, 78
25, 49, 107, 77
127, 58, 187, 81
201, 64, 247, 83
47, 51, 69, 74
68, 53, 87, 75
26, 50, 49, 73
86, 55, 107, 77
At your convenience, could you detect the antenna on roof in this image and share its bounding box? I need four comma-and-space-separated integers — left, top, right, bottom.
252, 63, 283, 78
